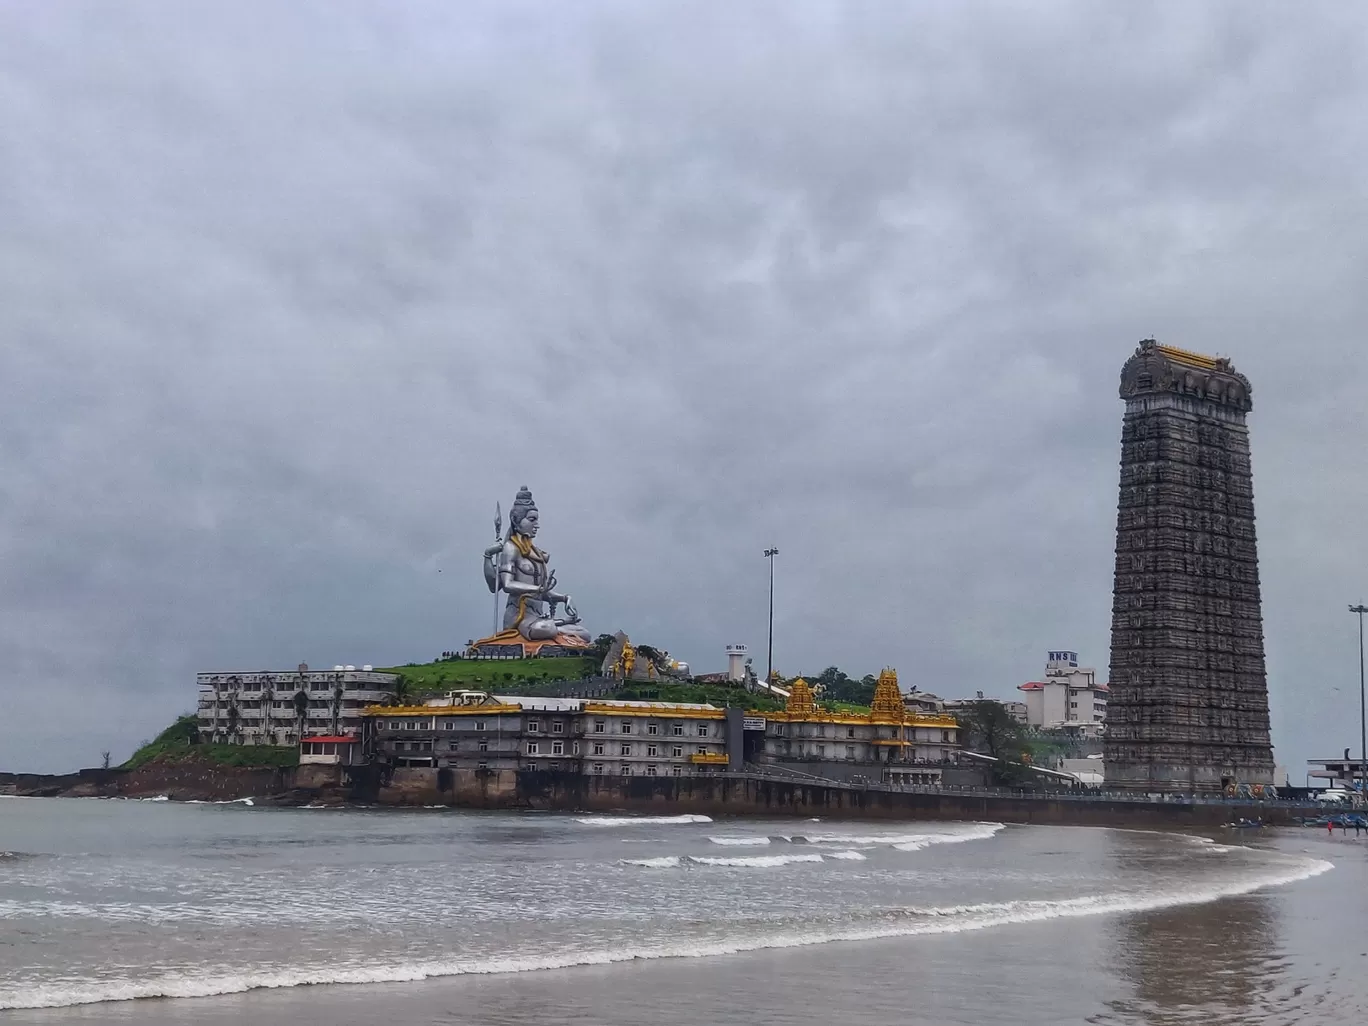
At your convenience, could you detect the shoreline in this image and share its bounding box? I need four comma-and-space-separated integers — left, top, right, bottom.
1, 762, 1328, 831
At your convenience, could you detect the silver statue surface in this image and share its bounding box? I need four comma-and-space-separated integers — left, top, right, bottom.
477, 485, 591, 651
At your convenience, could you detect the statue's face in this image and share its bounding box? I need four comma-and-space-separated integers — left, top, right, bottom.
519, 509, 540, 538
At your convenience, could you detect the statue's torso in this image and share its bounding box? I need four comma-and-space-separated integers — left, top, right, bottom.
502, 538, 548, 623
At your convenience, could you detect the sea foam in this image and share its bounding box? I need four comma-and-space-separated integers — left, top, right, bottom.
574, 814, 712, 826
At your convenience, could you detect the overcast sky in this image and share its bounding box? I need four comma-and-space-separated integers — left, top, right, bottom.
2, 2, 1366, 776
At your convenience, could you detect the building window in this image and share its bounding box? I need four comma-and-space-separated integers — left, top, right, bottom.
528, 720, 541, 733
379, 722, 389, 731
620, 743, 632, 757
552, 721, 565, 734
552, 740, 564, 755
647, 723, 659, 735
620, 721, 632, 734
672, 766, 682, 776
443, 721, 455, 730
549, 761, 561, 771
647, 744, 658, 757
647, 764, 658, 775
672, 746, 683, 758
572, 742, 580, 755
672, 723, 684, 736
593, 742, 605, 756
527, 742, 539, 755
621, 763, 631, 776
593, 763, 605, 774
594, 720, 606, 733
478, 740, 489, 752
846, 746, 855, 758
696, 745, 707, 755
847, 727, 855, 738
475, 720, 486, 731
942, 731, 952, 742
696, 724, 709, 737
817, 745, 826, 757
477, 761, 489, 770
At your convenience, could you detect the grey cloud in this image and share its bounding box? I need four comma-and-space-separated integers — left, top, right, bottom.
2, 1, 1367, 773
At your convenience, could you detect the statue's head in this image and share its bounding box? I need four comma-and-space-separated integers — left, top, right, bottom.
509, 485, 539, 538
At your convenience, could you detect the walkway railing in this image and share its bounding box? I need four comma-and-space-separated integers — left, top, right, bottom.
714, 766, 1327, 811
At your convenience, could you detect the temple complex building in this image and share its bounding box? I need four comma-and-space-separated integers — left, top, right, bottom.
1104, 341, 1275, 793
761, 671, 962, 786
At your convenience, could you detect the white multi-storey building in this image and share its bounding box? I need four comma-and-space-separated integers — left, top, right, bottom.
1016, 651, 1108, 732
363, 695, 729, 775
197, 664, 398, 746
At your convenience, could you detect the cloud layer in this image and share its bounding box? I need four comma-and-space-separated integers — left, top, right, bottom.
3, 1, 1367, 773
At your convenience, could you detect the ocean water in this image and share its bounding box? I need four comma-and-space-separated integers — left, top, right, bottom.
0, 796, 1362, 1024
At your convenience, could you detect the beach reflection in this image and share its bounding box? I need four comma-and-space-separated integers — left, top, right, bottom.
1092, 832, 1285, 1025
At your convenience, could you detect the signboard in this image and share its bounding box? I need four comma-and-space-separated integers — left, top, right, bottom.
742, 716, 766, 732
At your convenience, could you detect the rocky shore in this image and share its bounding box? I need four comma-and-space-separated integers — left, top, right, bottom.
0, 762, 343, 806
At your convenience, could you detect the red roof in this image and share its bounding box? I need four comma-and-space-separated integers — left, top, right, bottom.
301, 735, 357, 744
1018, 682, 1046, 691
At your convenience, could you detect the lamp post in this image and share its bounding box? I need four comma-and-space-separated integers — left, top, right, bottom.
1351, 604, 1368, 798
764, 547, 779, 690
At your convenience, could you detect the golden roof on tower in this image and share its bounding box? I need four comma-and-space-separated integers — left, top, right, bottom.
785, 677, 817, 717
869, 667, 905, 725
1154, 343, 1219, 371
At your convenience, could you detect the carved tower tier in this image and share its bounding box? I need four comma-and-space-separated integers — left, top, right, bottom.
1104, 340, 1274, 793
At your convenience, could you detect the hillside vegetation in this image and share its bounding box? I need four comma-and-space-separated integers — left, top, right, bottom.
379, 656, 599, 697
122, 715, 298, 770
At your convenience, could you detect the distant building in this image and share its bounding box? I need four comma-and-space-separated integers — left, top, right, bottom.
726, 644, 748, 681
363, 695, 729, 776
1307, 756, 1368, 792
299, 735, 362, 766
197, 665, 397, 746
940, 691, 1029, 724
1017, 651, 1108, 732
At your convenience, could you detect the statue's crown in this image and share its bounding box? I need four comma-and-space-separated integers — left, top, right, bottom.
510, 485, 537, 526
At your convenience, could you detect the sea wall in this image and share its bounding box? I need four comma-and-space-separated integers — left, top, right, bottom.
359, 768, 1311, 829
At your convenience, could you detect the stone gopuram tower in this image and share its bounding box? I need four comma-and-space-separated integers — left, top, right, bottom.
1104, 340, 1275, 793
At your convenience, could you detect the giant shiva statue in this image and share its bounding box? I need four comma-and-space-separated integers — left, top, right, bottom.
471, 485, 592, 657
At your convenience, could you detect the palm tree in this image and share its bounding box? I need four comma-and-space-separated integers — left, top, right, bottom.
226, 702, 241, 745
331, 675, 344, 735
261, 675, 275, 743
293, 690, 309, 741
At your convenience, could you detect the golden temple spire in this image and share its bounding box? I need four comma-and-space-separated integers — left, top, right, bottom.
868, 667, 905, 724
785, 677, 817, 717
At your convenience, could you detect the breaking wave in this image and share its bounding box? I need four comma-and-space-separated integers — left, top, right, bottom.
574, 814, 712, 827
796, 822, 1005, 849
3, 853, 1331, 1010
706, 836, 772, 846
690, 853, 824, 868
183, 798, 255, 806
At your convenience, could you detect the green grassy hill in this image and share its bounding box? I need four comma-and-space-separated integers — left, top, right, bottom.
122, 715, 298, 769
379, 656, 599, 697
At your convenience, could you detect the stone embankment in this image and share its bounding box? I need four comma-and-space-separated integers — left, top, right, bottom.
3, 763, 1318, 829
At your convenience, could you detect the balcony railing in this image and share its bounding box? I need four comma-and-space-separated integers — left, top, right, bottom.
689, 752, 729, 765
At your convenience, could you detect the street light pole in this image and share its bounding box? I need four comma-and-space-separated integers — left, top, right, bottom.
764, 547, 779, 689
1351, 604, 1368, 799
